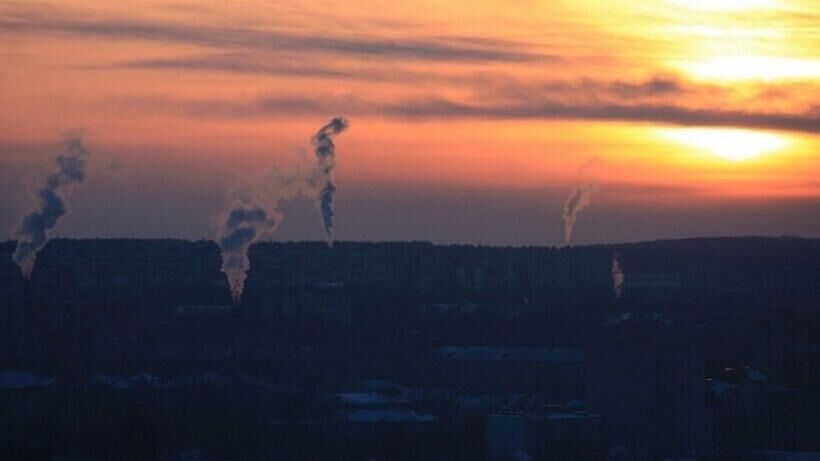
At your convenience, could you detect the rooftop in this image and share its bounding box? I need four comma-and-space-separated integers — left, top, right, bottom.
427, 346, 584, 364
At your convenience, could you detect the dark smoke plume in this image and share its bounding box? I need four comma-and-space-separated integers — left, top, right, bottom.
12, 132, 89, 279
310, 117, 349, 247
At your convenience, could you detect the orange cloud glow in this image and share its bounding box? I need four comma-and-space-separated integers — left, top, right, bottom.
0, 0, 818, 244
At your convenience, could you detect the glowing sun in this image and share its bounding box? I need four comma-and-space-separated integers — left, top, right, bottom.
667, 0, 778, 10
658, 127, 789, 161
680, 56, 820, 82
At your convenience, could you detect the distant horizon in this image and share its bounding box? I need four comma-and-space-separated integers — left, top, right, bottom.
3, 180, 819, 247
4, 233, 818, 250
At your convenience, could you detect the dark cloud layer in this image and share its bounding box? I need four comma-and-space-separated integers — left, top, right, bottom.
140, 91, 820, 135
379, 98, 820, 134
7, 5, 815, 136
109, 52, 467, 84
0, 12, 555, 63
117, 53, 359, 79
113, 54, 690, 94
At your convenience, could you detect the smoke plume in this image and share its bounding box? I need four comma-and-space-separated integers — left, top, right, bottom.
216, 117, 349, 303
611, 254, 624, 299
215, 165, 304, 303
216, 204, 280, 304
562, 182, 595, 246
561, 157, 602, 246
310, 117, 349, 247
12, 132, 90, 279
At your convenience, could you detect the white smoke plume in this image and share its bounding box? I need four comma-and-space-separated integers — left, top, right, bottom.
561, 157, 602, 246
216, 204, 278, 304
611, 254, 625, 299
562, 182, 595, 246
309, 117, 349, 247
216, 117, 349, 303
12, 132, 90, 279
215, 166, 304, 304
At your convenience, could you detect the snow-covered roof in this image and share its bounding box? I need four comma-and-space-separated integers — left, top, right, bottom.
455, 393, 497, 410
711, 381, 738, 396
360, 379, 402, 392
0, 371, 53, 390
91, 373, 162, 389
427, 346, 584, 363
173, 305, 233, 315
747, 368, 767, 381
340, 408, 435, 423
546, 413, 595, 420
763, 451, 820, 461
335, 391, 404, 406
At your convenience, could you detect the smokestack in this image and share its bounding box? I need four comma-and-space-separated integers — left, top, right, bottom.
310, 117, 349, 247
611, 254, 624, 299
12, 132, 90, 279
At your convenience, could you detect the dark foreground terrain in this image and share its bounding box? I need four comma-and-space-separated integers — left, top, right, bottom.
1, 237, 819, 460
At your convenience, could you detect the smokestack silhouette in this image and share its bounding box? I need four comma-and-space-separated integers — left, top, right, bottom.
12, 132, 89, 279
310, 117, 349, 247
216, 204, 279, 304
611, 254, 624, 299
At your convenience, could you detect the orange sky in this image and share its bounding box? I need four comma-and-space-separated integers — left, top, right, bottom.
0, 0, 819, 244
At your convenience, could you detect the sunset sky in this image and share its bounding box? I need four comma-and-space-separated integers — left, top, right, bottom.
1, 0, 819, 245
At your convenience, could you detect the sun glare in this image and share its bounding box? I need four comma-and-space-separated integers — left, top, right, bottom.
667, 0, 779, 10
669, 0, 778, 11
658, 127, 789, 161
680, 56, 820, 81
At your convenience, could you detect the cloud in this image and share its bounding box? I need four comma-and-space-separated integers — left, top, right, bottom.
378, 98, 820, 134
117, 53, 358, 79
0, 12, 556, 63
107, 52, 461, 84
112, 55, 693, 97
607, 77, 683, 98
131, 90, 820, 135
486, 76, 690, 102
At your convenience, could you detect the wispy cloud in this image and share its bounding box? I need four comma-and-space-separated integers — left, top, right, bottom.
123, 87, 820, 135
378, 98, 820, 134
112, 54, 690, 94
0, 11, 557, 63
104, 52, 461, 84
